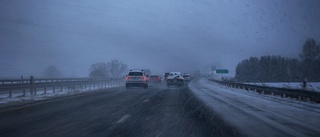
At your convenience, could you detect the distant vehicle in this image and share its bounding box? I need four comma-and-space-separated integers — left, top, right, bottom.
166, 72, 184, 87
183, 74, 191, 82
148, 75, 161, 83
164, 72, 170, 81
125, 69, 148, 89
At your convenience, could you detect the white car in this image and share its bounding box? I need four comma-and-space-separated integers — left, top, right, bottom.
125, 69, 148, 89
166, 72, 185, 87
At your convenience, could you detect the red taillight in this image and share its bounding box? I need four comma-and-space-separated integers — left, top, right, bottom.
126, 76, 130, 80
142, 76, 146, 80
156, 77, 160, 80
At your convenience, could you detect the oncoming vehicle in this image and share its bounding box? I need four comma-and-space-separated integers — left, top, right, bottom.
166, 72, 184, 87
125, 69, 148, 89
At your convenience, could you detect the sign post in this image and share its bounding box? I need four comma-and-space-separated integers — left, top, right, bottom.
215, 69, 229, 80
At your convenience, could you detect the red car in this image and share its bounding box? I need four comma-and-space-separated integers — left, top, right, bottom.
148, 75, 162, 83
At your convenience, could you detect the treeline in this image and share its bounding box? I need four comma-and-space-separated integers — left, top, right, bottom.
89, 60, 128, 78
40, 59, 128, 78
235, 38, 320, 82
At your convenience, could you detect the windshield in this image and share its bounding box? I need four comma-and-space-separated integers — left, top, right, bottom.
1, 0, 319, 137
128, 72, 143, 76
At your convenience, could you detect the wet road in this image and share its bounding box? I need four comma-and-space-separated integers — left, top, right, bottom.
0, 83, 240, 137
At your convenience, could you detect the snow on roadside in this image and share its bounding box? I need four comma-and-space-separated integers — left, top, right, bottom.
189, 78, 320, 137
0, 83, 123, 105
245, 82, 320, 92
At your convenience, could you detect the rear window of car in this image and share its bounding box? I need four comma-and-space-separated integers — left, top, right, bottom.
128, 72, 143, 76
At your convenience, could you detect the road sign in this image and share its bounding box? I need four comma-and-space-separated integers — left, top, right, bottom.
215, 69, 228, 74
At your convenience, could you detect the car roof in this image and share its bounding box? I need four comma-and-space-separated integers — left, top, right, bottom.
130, 69, 144, 72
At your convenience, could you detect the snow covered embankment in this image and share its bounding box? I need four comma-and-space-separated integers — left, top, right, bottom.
189, 78, 320, 137
246, 82, 320, 92
0, 82, 123, 105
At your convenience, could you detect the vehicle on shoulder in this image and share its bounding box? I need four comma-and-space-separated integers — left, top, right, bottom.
148, 75, 161, 83
125, 69, 148, 89
166, 72, 184, 87
183, 73, 191, 82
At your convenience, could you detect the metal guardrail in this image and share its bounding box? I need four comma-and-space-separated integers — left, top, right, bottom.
0, 78, 124, 99
0, 78, 116, 84
208, 78, 320, 103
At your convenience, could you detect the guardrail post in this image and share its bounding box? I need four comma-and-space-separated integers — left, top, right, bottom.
53, 87, 55, 93
30, 76, 34, 95
23, 89, 26, 96
271, 92, 274, 96
283, 93, 286, 98
61, 86, 63, 91
9, 90, 12, 98
44, 87, 47, 94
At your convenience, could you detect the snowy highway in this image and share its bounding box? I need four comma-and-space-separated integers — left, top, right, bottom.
0, 79, 319, 137
0, 83, 238, 137
190, 78, 320, 137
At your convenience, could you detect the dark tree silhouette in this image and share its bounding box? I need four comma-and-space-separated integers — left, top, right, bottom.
107, 60, 128, 78
300, 38, 320, 60
235, 38, 320, 82
89, 63, 109, 78
43, 66, 63, 78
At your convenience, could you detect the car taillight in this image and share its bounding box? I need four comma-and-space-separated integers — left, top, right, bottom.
126, 76, 130, 80
156, 77, 160, 80
142, 76, 146, 80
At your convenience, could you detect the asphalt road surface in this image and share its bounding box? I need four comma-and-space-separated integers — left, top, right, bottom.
0, 83, 241, 137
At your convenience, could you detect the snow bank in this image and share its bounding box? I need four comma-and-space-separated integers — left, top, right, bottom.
246, 82, 320, 92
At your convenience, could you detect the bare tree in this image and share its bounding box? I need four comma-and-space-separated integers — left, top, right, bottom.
107, 60, 128, 78
89, 63, 109, 78
300, 38, 320, 60
43, 66, 63, 78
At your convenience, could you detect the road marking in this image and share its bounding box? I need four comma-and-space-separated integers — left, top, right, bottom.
143, 99, 149, 103
155, 131, 163, 137
116, 114, 130, 124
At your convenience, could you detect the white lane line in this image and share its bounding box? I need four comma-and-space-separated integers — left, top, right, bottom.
116, 114, 131, 124
143, 99, 149, 103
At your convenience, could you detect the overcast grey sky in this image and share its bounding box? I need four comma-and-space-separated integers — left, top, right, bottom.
1, 0, 320, 78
